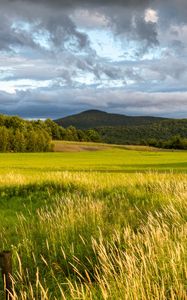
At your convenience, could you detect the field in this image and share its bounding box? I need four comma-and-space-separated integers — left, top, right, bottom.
0, 142, 187, 299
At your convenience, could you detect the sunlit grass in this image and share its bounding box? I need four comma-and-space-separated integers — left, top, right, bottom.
0, 146, 187, 174
0, 149, 187, 299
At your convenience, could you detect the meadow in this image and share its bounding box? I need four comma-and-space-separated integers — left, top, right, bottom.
0, 142, 187, 299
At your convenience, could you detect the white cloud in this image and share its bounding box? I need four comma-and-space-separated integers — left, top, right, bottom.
72, 9, 109, 29
0, 79, 52, 93
144, 8, 159, 23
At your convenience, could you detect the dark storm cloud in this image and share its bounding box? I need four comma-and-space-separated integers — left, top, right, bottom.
102, 14, 158, 54
0, 15, 39, 51
39, 14, 91, 51
0, 0, 157, 52
1, 0, 187, 53
0, 0, 99, 82
134, 16, 158, 47
1, 87, 187, 119
153, 0, 187, 24
4, 0, 149, 8
0, 0, 163, 88
0, 1, 93, 53
5, 0, 187, 21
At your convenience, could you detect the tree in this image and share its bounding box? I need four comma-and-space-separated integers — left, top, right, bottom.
77, 129, 87, 142
86, 129, 101, 142
13, 129, 26, 152
0, 127, 10, 152
45, 119, 61, 140
65, 126, 79, 141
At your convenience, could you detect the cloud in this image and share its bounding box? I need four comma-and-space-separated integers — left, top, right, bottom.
71, 9, 109, 29
144, 9, 159, 23
1, 0, 187, 53
0, 15, 38, 51
0, 0, 158, 53
0, 1, 93, 54
3, 0, 149, 9
1, 86, 187, 119
0, 0, 187, 118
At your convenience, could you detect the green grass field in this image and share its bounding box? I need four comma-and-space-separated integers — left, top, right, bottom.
1, 144, 187, 175
0, 143, 187, 299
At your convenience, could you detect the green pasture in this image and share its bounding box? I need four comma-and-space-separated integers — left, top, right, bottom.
0, 147, 187, 174
0, 146, 187, 299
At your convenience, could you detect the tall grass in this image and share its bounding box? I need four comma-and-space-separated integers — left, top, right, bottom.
0, 172, 187, 299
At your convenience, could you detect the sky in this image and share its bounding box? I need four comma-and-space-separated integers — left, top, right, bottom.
0, 0, 187, 119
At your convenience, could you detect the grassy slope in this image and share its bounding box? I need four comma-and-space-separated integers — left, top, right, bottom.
0, 146, 187, 299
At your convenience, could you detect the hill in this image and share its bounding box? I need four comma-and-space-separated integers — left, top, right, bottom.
54, 110, 187, 145
97, 120, 187, 145
55, 109, 166, 129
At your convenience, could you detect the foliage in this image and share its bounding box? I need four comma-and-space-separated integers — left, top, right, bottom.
96, 120, 187, 146
147, 135, 187, 150
86, 129, 101, 142
0, 114, 101, 152
0, 126, 52, 153
44, 118, 101, 142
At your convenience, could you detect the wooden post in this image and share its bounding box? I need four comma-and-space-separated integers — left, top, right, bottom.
0, 251, 12, 300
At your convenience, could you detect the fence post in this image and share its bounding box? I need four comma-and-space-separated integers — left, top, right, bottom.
0, 251, 12, 300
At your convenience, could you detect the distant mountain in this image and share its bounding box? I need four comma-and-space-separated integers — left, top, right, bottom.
55, 109, 167, 129
55, 110, 187, 145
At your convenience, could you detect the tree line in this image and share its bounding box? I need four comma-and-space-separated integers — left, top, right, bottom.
1, 114, 187, 152
146, 135, 187, 150
0, 126, 51, 152
0, 115, 101, 152
44, 119, 101, 142
96, 119, 187, 147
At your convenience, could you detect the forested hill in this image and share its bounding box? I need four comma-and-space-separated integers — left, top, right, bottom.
1, 112, 187, 151
96, 120, 187, 145
55, 110, 167, 129
55, 110, 187, 146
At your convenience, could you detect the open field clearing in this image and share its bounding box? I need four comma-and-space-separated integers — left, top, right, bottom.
1, 143, 187, 175
0, 146, 187, 299
53, 141, 159, 152
53, 141, 108, 152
